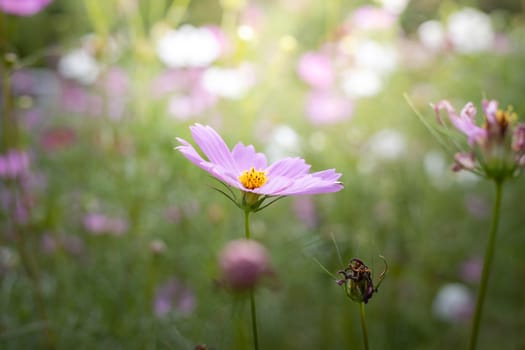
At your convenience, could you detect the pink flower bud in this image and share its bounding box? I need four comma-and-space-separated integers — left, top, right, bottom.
219, 239, 272, 292
452, 152, 476, 172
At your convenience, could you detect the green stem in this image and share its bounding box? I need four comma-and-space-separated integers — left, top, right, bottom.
244, 210, 259, 350
244, 210, 251, 239
249, 289, 259, 350
468, 180, 503, 350
359, 302, 369, 350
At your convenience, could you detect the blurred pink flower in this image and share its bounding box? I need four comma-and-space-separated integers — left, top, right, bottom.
305, 90, 353, 125
83, 214, 106, 235
219, 239, 273, 292
83, 213, 128, 236
151, 69, 217, 119
40, 127, 76, 152
0, 190, 32, 224
0, 0, 52, 16
241, 3, 266, 31
459, 257, 482, 284
347, 5, 397, 31
297, 52, 334, 89
167, 86, 216, 120
153, 278, 196, 317
292, 196, 319, 230
41, 233, 58, 254
60, 80, 102, 116
151, 69, 203, 97
0, 149, 30, 179
41, 233, 85, 256
96, 67, 130, 119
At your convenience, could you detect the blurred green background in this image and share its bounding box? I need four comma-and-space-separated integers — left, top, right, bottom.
1, 0, 525, 349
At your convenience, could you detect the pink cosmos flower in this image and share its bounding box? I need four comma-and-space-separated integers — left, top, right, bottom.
176, 124, 343, 207
433, 99, 525, 179
0, 0, 52, 16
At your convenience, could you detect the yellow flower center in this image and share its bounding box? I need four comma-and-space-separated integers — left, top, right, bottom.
495, 107, 517, 128
238, 167, 267, 190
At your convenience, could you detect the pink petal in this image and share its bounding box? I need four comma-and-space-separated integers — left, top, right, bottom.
190, 124, 237, 171
482, 99, 498, 124
266, 158, 311, 178
231, 142, 267, 171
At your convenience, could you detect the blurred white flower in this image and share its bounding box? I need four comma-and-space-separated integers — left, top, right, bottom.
377, 0, 408, 15
447, 7, 494, 54
156, 25, 221, 68
418, 20, 446, 51
354, 40, 398, 74
433, 283, 473, 322
358, 129, 406, 174
341, 68, 383, 98
237, 24, 255, 41
58, 49, 100, 85
424, 150, 450, 188
368, 129, 406, 160
265, 125, 301, 162
202, 63, 256, 100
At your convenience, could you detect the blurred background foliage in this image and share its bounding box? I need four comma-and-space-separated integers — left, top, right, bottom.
1, 0, 525, 349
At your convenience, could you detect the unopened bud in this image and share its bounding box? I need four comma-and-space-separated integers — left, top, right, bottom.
336, 257, 387, 304
219, 239, 273, 292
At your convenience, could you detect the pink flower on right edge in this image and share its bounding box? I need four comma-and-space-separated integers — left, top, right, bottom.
433, 99, 525, 181
0, 0, 52, 16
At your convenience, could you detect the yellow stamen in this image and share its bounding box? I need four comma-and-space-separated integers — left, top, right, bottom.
238, 167, 267, 190
496, 106, 517, 127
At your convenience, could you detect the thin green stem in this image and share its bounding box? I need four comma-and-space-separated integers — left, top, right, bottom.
468, 180, 503, 350
243, 210, 259, 350
359, 302, 369, 350
249, 289, 259, 350
244, 210, 251, 240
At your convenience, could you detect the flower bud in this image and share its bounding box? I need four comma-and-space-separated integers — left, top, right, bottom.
452, 152, 476, 172
336, 257, 387, 304
218, 239, 272, 292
